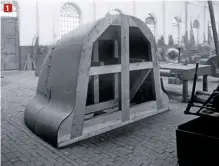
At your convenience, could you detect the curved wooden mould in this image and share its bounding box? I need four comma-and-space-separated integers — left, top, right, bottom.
24, 14, 169, 148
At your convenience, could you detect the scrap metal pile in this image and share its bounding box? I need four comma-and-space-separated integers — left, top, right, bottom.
184, 0, 219, 118
185, 63, 219, 118
157, 27, 218, 77
176, 1, 219, 166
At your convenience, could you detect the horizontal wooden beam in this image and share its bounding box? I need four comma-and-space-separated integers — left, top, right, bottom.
90, 62, 153, 75
129, 62, 153, 71
130, 58, 145, 63
85, 100, 119, 114
98, 34, 117, 41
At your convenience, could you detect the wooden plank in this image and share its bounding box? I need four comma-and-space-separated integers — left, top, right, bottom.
85, 100, 119, 114
90, 64, 121, 75
129, 62, 153, 70
70, 14, 119, 139
151, 49, 164, 109
159, 63, 211, 80
121, 16, 130, 121
130, 69, 152, 101
70, 44, 93, 138
114, 40, 120, 100
92, 41, 99, 103
89, 62, 153, 75
58, 103, 168, 148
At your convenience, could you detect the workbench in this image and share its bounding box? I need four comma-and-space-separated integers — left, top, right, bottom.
159, 63, 211, 103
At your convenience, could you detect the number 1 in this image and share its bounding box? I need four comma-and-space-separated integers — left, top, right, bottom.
6, 5, 9, 11
3, 4, 12, 12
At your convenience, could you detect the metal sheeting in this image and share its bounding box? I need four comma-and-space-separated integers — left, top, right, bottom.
25, 20, 98, 146
24, 14, 163, 147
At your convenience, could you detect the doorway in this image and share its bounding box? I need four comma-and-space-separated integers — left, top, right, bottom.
1, 17, 19, 71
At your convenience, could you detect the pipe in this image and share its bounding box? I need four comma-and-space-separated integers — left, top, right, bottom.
185, 1, 188, 33
36, 0, 39, 37
162, 0, 166, 43
93, 0, 96, 20
208, 1, 219, 67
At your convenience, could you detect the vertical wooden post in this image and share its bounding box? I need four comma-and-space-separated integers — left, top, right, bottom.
121, 16, 130, 121
93, 41, 99, 103
71, 44, 93, 138
114, 40, 119, 101
182, 80, 188, 103
203, 75, 208, 92
151, 49, 163, 109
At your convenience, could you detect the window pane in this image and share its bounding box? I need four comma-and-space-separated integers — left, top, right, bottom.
60, 3, 80, 37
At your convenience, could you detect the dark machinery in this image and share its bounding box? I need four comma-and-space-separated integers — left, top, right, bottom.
176, 1, 219, 166
176, 63, 219, 165
184, 62, 219, 117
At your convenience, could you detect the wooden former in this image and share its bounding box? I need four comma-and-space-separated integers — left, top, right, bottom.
24, 14, 169, 148
159, 63, 211, 102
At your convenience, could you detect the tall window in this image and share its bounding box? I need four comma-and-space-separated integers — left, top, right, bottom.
145, 13, 156, 39
60, 3, 81, 37
0, 0, 18, 17
193, 19, 200, 45
172, 16, 182, 44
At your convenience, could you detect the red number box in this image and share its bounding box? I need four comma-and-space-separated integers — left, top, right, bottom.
3, 4, 12, 12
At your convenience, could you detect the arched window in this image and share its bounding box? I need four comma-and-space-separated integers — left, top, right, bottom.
193, 19, 200, 44
60, 3, 81, 37
172, 16, 182, 44
145, 13, 156, 39
0, 0, 18, 17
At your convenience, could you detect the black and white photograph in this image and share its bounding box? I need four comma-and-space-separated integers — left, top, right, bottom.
1, 0, 219, 165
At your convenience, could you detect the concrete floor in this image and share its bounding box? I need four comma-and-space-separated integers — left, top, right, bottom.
1, 70, 218, 166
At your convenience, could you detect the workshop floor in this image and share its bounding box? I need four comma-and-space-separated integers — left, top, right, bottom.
2, 71, 218, 166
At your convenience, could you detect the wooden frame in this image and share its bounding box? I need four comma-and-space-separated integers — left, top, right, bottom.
68, 14, 166, 142
90, 62, 153, 75
25, 13, 169, 148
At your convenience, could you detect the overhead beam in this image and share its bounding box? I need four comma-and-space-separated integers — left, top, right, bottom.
89, 62, 153, 75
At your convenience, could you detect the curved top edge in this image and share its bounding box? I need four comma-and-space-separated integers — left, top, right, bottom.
55, 14, 156, 53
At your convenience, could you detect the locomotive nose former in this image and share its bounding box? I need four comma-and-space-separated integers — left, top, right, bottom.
24, 14, 169, 148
